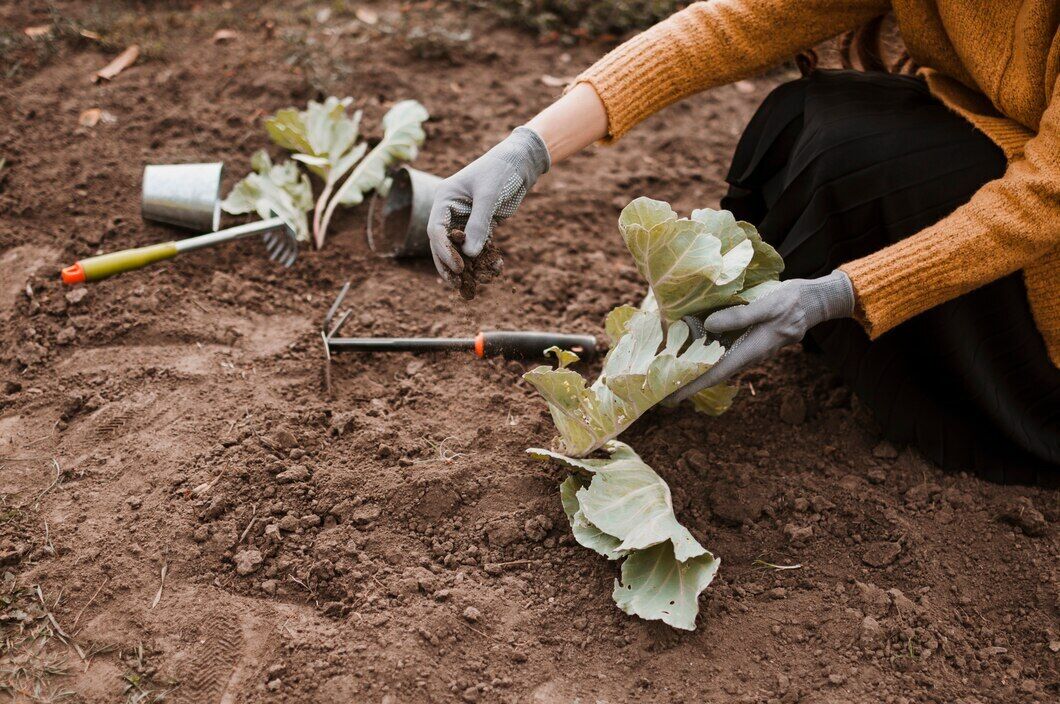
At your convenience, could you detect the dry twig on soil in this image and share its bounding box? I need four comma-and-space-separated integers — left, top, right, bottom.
150, 565, 167, 609
92, 45, 139, 82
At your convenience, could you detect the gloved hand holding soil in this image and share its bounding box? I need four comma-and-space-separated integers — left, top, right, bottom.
426, 126, 550, 291
443, 229, 504, 300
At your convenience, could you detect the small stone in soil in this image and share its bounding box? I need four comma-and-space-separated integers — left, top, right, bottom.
861, 540, 902, 567
275, 466, 309, 483
872, 441, 899, 459
1000, 497, 1048, 536
778, 390, 806, 425
860, 615, 884, 644
783, 523, 813, 542
65, 288, 88, 305
462, 606, 482, 623
235, 549, 263, 575
523, 515, 553, 542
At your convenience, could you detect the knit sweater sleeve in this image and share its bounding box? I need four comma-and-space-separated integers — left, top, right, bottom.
840, 72, 1060, 339
575, 0, 890, 139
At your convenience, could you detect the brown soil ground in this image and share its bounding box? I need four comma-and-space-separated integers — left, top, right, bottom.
1, 2, 1057, 703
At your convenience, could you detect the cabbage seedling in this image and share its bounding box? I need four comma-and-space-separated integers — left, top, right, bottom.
220, 150, 313, 243
524, 197, 783, 629
224, 97, 429, 249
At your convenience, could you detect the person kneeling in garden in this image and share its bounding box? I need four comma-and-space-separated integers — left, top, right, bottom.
428, 1, 1059, 485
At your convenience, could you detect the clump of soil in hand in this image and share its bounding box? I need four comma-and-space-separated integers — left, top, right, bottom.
446, 230, 503, 300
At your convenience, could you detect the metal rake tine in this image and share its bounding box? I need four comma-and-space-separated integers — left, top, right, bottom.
265, 237, 282, 261
277, 236, 294, 264
324, 281, 352, 331
328, 309, 352, 338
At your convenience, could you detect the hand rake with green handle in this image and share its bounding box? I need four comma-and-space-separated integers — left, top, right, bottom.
61, 217, 297, 284
60, 162, 298, 285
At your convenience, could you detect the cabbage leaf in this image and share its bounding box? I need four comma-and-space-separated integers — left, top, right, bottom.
613, 541, 720, 631
532, 442, 719, 630
523, 197, 782, 630
559, 476, 624, 560
523, 310, 723, 456
532, 442, 706, 561
689, 382, 739, 416
620, 197, 783, 323
220, 150, 312, 242
258, 97, 429, 249
266, 96, 364, 180
317, 100, 429, 248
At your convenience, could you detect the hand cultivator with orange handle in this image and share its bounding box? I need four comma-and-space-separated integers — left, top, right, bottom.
320, 282, 598, 393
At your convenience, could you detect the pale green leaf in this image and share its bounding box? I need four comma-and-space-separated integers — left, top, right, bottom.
535, 444, 718, 629
533, 442, 707, 561
621, 198, 783, 323
524, 310, 722, 456
736, 221, 785, 289
640, 289, 659, 313
221, 149, 312, 242
250, 149, 272, 173
327, 141, 368, 185
544, 346, 580, 369
691, 383, 739, 416
333, 100, 428, 206
291, 154, 330, 169
522, 368, 615, 458
620, 197, 732, 322
265, 97, 362, 180
613, 541, 720, 631
690, 210, 782, 289
265, 108, 313, 154
316, 100, 428, 247
604, 304, 639, 346
559, 476, 624, 560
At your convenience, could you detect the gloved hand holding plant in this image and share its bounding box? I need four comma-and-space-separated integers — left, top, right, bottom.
523, 196, 804, 630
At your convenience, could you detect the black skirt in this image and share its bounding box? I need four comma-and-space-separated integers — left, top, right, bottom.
723, 69, 1060, 486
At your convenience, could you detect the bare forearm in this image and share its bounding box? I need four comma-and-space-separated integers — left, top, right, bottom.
525, 83, 608, 163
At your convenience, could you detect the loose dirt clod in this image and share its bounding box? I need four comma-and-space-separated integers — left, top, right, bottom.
446, 230, 503, 300
234, 549, 263, 575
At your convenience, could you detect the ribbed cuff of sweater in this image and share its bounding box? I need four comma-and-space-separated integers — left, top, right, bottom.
1024, 251, 1060, 367
839, 226, 967, 339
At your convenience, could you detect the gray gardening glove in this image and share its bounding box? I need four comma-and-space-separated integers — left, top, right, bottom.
669, 270, 856, 403
427, 126, 551, 284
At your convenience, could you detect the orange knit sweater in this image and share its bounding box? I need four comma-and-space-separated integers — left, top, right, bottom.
575, 1, 1060, 366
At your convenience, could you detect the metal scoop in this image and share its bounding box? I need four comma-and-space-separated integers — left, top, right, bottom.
142, 162, 224, 232
366, 166, 441, 257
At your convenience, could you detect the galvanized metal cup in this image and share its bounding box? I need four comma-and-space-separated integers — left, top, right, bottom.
367, 166, 442, 257
141, 162, 224, 232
